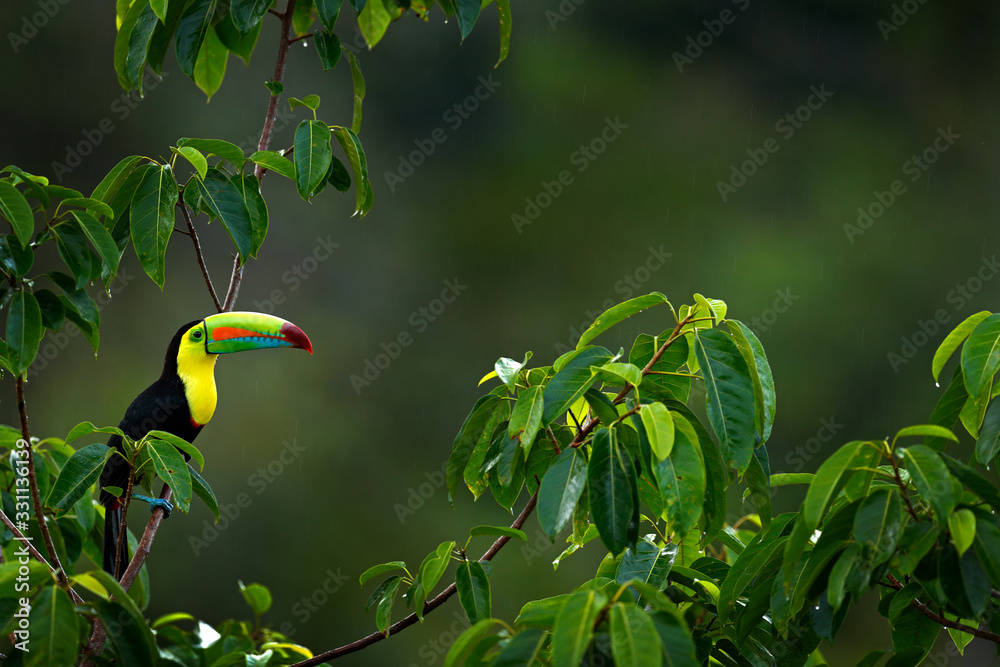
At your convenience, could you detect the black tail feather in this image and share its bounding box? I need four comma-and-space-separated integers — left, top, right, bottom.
103, 503, 128, 580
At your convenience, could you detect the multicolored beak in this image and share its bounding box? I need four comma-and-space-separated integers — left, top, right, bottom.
202, 312, 313, 355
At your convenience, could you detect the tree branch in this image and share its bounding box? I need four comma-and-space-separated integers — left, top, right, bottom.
179, 201, 223, 312
885, 574, 1000, 643
291, 491, 540, 666
119, 484, 173, 593
16, 375, 69, 589
0, 508, 83, 605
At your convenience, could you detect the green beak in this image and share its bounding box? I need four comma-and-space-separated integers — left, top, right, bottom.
202, 312, 313, 355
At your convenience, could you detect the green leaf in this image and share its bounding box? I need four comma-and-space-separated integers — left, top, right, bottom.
316, 0, 344, 30
949, 508, 976, 557
639, 403, 674, 460
588, 428, 634, 555
315, 30, 342, 71
146, 430, 205, 471
231, 0, 273, 33
584, 387, 618, 428
189, 464, 219, 522
975, 397, 1000, 465
727, 320, 776, 442
542, 346, 614, 425
173, 146, 208, 179
92, 155, 144, 205
495, 0, 511, 65
0, 182, 34, 248
125, 2, 159, 90
744, 448, 771, 530
456, 561, 491, 624
176, 138, 246, 169
443, 619, 504, 667
600, 362, 643, 388
0, 234, 34, 276
146, 0, 186, 74
934, 311, 991, 382
327, 156, 351, 192
894, 424, 958, 443
495, 353, 529, 389
7, 290, 43, 375
891, 604, 938, 665
894, 523, 941, 576
249, 150, 296, 180
508, 384, 544, 455
130, 164, 177, 288
146, 439, 193, 513
551, 589, 606, 667
294, 120, 333, 201
694, 328, 756, 474
469, 525, 527, 542
239, 580, 273, 615
854, 488, 902, 563
576, 293, 668, 350
961, 313, 1000, 399
331, 125, 373, 216
53, 222, 92, 289
900, 445, 955, 525
112, 0, 151, 89
215, 12, 262, 64
359, 561, 407, 586
175, 0, 218, 78
346, 49, 365, 133
446, 394, 502, 502
149, 0, 168, 22
357, 0, 391, 47
615, 541, 677, 590
289, 95, 322, 112
631, 332, 690, 402
719, 513, 795, 623
30, 585, 80, 667
538, 447, 587, 537
609, 602, 662, 667
414, 541, 455, 618
802, 440, 865, 531
292, 0, 314, 35
70, 210, 120, 280
46, 443, 113, 511
940, 453, 1000, 512
655, 414, 705, 538
231, 174, 268, 257
90, 596, 157, 665
973, 520, 1000, 586
196, 175, 253, 260
454, 0, 482, 40
36, 289, 64, 331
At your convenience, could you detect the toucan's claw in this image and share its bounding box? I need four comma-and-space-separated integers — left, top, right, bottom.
133, 494, 173, 518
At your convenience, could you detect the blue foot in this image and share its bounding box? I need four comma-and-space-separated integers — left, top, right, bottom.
133, 494, 173, 518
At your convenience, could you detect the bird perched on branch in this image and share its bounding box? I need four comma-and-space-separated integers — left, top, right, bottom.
100, 312, 313, 579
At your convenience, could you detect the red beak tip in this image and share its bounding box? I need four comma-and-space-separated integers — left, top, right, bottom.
281, 322, 314, 355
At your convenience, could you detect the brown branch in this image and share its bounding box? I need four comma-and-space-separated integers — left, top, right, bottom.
114, 452, 138, 580
178, 201, 223, 312
888, 450, 920, 521
885, 574, 1000, 643
222, 0, 298, 312
0, 508, 83, 605
118, 484, 173, 593
16, 376, 69, 589
290, 491, 540, 666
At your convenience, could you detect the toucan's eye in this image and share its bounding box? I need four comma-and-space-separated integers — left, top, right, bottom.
192, 330, 203, 340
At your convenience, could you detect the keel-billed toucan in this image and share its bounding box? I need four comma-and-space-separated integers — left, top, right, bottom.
100, 312, 312, 579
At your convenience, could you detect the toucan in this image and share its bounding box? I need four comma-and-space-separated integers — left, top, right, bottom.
100, 312, 313, 579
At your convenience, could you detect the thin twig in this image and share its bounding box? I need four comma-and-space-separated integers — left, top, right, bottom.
16, 375, 68, 589
885, 574, 1000, 643
118, 484, 173, 593
178, 201, 223, 312
114, 453, 137, 581
290, 492, 540, 666
888, 449, 920, 521
0, 508, 83, 604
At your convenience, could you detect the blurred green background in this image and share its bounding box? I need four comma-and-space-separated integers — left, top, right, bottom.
2, 0, 1000, 664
